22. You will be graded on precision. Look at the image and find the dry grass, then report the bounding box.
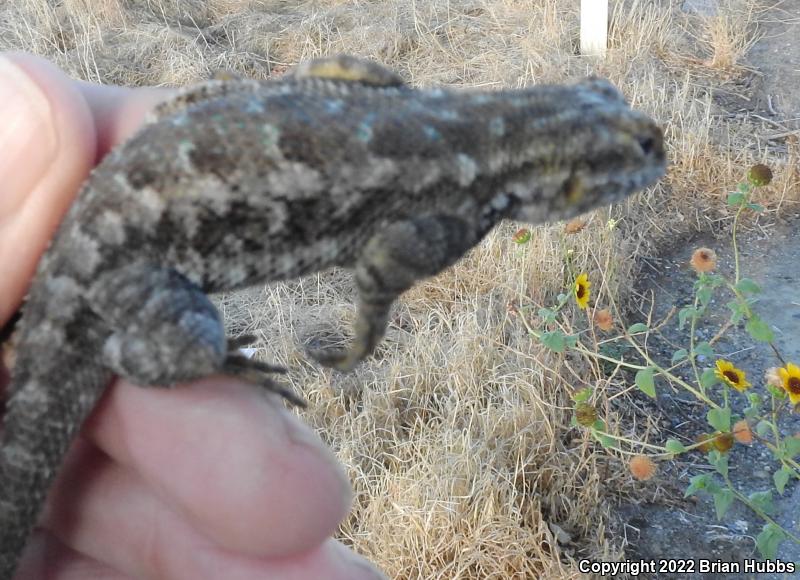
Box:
[3,0,798,577]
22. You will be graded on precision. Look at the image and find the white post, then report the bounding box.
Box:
[580,0,608,57]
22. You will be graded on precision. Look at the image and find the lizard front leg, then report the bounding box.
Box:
[89,264,304,405]
[310,215,480,372]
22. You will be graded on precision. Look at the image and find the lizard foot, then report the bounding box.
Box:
[306,346,361,373]
[222,351,305,407]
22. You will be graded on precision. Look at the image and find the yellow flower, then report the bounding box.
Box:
[778,363,800,405]
[574,273,591,310]
[714,359,751,392]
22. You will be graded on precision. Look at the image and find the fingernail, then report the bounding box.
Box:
[0,56,58,217]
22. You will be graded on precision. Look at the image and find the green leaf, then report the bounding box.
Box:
[727,191,746,206]
[700,368,718,390]
[746,316,775,343]
[564,334,579,349]
[597,434,617,448]
[697,286,713,307]
[665,439,686,455]
[735,278,761,294]
[685,473,711,497]
[678,306,697,330]
[695,342,714,359]
[540,331,566,353]
[782,437,800,459]
[592,419,606,431]
[709,451,729,476]
[707,407,731,432]
[748,490,774,515]
[768,383,787,399]
[713,488,734,520]
[671,349,688,364]
[538,307,556,323]
[756,420,772,438]
[773,467,791,494]
[573,388,592,403]
[747,202,765,213]
[744,393,763,419]
[737,182,752,194]
[756,523,785,560]
[726,300,747,324]
[627,323,648,334]
[635,367,656,398]
[556,293,568,305]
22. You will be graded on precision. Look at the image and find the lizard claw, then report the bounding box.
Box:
[307,347,360,373]
[222,352,303,406]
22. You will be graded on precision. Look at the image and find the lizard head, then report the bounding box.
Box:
[486,78,666,226]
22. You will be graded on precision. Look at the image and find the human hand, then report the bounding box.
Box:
[0,52,383,580]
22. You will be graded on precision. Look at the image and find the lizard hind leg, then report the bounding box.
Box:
[90,264,301,404]
[308,215,479,372]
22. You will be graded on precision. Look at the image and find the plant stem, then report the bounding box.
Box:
[723,473,800,545]
[732,203,745,284]
[688,292,703,393]
[623,335,720,408]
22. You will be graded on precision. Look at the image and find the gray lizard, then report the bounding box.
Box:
[0,54,666,577]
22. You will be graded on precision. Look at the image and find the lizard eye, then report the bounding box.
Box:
[638,136,655,155]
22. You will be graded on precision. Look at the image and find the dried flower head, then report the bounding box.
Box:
[765,367,783,389]
[574,273,591,310]
[747,164,773,187]
[713,432,735,452]
[690,248,717,273]
[512,228,531,244]
[575,402,598,427]
[715,359,751,392]
[629,455,657,481]
[696,433,715,453]
[564,218,587,234]
[733,419,753,444]
[593,308,614,331]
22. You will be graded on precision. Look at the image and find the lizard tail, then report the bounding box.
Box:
[0,347,112,579]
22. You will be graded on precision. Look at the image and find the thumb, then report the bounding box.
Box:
[0,53,173,325]
[0,53,96,324]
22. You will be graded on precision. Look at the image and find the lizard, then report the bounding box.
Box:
[0,54,666,578]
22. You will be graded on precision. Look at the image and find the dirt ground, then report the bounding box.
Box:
[619,222,800,579]
[618,1,800,576]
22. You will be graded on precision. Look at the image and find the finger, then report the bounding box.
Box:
[0,53,172,325]
[0,52,95,324]
[47,439,381,580]
[75,81,173,158]
[15,531,125,580]
[82,377,352,557]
